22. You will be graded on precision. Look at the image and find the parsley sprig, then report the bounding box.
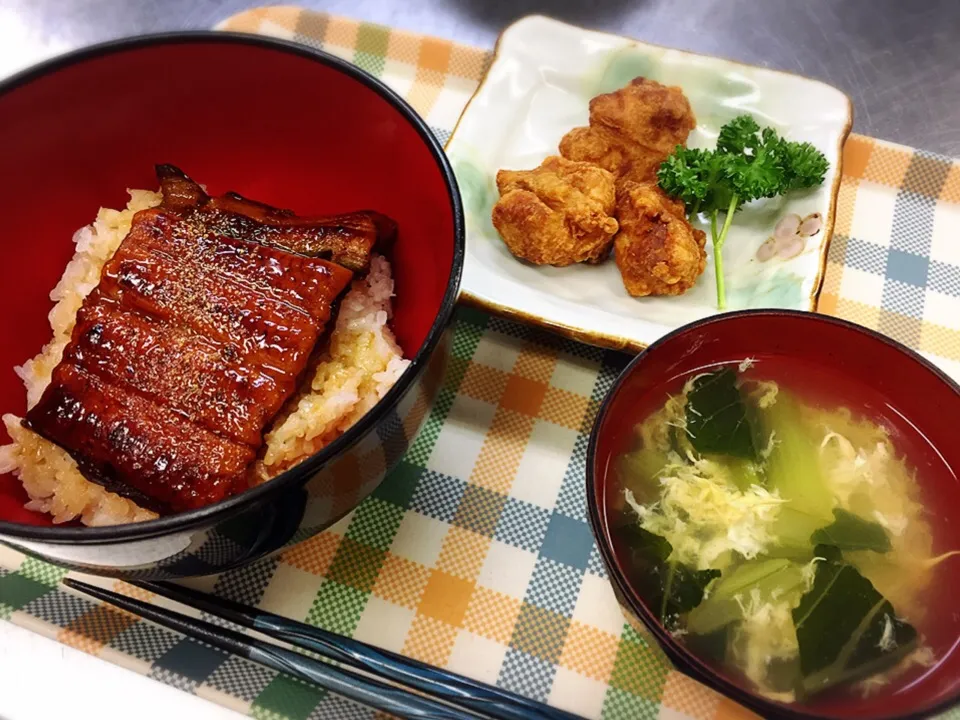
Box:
[657,115,828,309]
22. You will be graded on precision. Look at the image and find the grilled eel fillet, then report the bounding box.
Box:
[24,166,396,514]
[156,164,397,273]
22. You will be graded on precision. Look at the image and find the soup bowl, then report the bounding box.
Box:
[0,33,463,577]
[586,310,960,720]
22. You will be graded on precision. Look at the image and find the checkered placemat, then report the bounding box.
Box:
[2,7,960,720]
[820,135,960,379]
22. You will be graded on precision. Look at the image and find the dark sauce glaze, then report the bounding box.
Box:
[156,164,397,272]
[24,165,395,514]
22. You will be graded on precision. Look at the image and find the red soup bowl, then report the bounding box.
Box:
[0,33,463,577]
[586,310,960,720]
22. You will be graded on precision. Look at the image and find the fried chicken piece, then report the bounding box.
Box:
[614,181,707,297]
[492,156,619,266]
[559,126,666,184]
[560,77,696,184]
[590,77,697,155]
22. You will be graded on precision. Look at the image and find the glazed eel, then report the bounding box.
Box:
[24,165,396,514]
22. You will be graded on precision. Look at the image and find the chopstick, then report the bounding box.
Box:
[63,578,582,720]
[64,579,477,720]
[137,581,578,720]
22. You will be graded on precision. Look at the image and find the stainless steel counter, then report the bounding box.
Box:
[2,0,958,155]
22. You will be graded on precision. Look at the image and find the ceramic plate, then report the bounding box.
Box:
[445,15,852,351]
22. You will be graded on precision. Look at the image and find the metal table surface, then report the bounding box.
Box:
[2,0,959,155]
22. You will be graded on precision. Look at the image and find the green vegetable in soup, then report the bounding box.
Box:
[793,546,917,694]
[711,455,763,492]
[685,368,756,460]
[811,509,892,554]
[760,391,831,515]
[759,391,834,549]
[613,518,720,630]
[687,558,807,635]
[766,508,831,560]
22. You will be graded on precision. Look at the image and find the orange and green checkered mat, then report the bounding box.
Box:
[2,6,960,720]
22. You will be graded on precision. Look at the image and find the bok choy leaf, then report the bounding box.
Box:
[613,519,719,630]
[685,368,756,460]
[810,509,892,553]
[793,545,917,694]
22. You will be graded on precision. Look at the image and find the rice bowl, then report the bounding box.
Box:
[0,190,408,526]
[0,32,462,581]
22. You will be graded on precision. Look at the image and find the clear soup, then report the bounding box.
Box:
[606,354,960,706]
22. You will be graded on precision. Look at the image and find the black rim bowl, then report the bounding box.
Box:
[585,309,960,720]
[0,32,465,545]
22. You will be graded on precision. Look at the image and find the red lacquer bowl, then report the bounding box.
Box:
[587,311,960,720]
[0,33,462,576]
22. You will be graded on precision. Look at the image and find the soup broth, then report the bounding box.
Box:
[607,355,958,706]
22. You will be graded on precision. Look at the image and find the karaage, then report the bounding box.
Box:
[614,181,707,297]
[559,126,665,185]
[492,156,619,266]
[560,77,696,184]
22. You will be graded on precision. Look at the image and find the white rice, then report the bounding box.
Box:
[0,191,408,526]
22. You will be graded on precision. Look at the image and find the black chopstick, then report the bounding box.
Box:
[64,578,582,720]
[64,578,479,720]
[139,580,580,720]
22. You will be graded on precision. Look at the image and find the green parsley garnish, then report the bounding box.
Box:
[657,115,828,309]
